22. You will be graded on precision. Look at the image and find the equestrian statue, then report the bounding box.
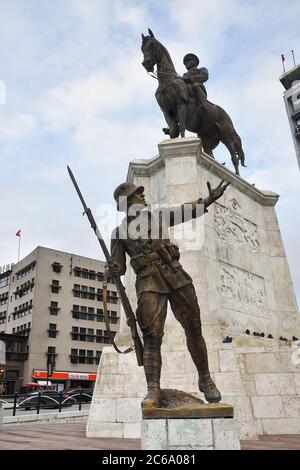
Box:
[141,29,246,175]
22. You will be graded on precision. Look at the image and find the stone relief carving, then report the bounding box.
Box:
[219,262,267,317]
[214,198,259,252]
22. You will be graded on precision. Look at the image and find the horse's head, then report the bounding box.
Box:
[141,28,160,73]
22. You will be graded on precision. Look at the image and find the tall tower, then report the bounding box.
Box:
[279,63,300,169]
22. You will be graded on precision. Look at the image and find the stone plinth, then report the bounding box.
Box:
[141,417,240,450]
[141,389,234,419]
[87,137,300,441]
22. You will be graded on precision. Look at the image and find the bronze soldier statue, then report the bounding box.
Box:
[182,53,209,117]
[108,179,230,408]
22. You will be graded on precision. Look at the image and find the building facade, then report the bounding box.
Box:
[280,63,300,170]
[0,247,120,391]
[0,333,28,394]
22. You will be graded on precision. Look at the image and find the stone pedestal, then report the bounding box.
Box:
[141,417,240,450]
[87,137,300,441]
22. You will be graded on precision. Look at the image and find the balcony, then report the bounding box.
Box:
[14,327,31,338]
[6,351,28,361]
[13,305,33,318]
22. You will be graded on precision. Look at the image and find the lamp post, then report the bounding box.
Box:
[46,357,53,389]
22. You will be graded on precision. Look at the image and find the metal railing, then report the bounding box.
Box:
[0,388,92,416]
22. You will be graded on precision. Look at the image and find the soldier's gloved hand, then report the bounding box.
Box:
[207,179,230,203]
[107,260,122,277]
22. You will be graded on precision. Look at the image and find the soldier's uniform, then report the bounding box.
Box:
[111,183,221,404]
[182,53,209,115]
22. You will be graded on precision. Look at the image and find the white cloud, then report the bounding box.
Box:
[0,113,36,140]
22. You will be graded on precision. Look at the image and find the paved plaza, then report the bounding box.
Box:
[0,422,299,450]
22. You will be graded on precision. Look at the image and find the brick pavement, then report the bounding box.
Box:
[0,422,299,450]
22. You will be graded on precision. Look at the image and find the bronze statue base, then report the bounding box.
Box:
[142,389,234,419]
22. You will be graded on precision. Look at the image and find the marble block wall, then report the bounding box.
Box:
[86,137,300,441]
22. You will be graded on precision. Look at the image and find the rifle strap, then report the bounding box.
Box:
[103,265,133,355]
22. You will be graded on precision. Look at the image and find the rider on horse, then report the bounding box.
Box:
[182,53,209,117]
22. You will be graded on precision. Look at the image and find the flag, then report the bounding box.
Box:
[281,54,285,63]
[16,230,21,237]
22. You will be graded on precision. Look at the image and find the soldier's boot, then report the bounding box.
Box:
[141,348,162,408]
[142,387,161,408]
[198,375,221,403]
[187,334,221,403]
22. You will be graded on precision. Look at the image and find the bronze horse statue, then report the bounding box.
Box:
[141,29,246,175]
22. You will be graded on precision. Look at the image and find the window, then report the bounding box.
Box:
[87,328,94,342]
[49,301,59,315]
[79,327,86,341]
[15,261,36,280]
[51,280,60,294]
[79,349,86,364]
[82,269,89,279]
[70,348,78,363]
[52,262,62,273]
[88,287,95,300]
[74,267,97,280]
[108,290,118,304]
[87,350,93,364]
[47,346,56,367]
[0,272,10,288]
[96,329,102,343]
[95,350,102,364]
[48,323,58,338]
[97,288,103,301]
[71,326,79,340]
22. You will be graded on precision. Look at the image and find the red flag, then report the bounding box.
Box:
[16,230,21,237]
[281,54,285,63]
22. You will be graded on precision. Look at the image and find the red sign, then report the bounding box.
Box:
[33,370,97,381]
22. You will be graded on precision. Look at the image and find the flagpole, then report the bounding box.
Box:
[18,235,21,262]
[291,50,296,67]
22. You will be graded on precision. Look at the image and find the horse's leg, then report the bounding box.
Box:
[177,102,187,138]
[161,109,179,139]
[201,136,218,159]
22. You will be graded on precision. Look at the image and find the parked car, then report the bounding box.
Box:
[18,390,75,410]
[62,388,93,403]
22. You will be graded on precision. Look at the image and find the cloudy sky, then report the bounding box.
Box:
[0,0,299,303]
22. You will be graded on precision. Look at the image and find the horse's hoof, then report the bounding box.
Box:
[162,127,170,135]
[242,163,247,167]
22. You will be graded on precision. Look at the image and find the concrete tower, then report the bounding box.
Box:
[279,63,300,170]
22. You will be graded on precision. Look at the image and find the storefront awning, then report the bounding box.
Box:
[33,370,97,381]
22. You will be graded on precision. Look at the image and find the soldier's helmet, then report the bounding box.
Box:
[113,182,144,211]
[183,53,199,67]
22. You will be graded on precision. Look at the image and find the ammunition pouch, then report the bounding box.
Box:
[130,252,159,274]
[130,243,180,274]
